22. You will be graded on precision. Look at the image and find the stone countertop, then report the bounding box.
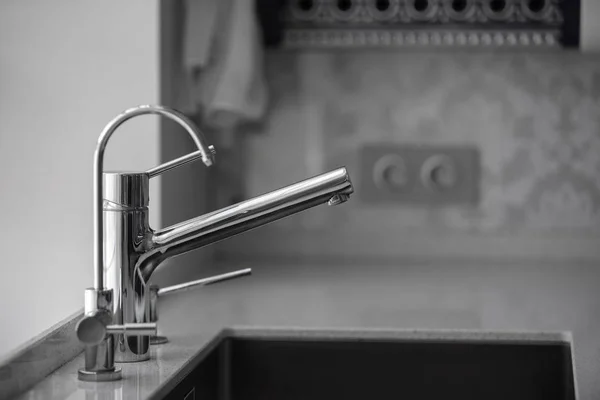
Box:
[14,327,574,400]
[13,330,225,400]
[14,261,600,399]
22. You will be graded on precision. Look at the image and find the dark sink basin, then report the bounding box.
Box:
[160,329,576,400]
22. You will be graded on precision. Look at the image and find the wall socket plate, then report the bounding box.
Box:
[359,144,480,206]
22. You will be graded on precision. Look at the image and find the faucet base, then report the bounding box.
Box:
[115,344,151,363]
[115,353,151,363]
[113,331,153,363]
[150,335,169,345]
[78,367,122,382]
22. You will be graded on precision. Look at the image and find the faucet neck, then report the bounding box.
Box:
[103,172,150,210]
[92,105,216,290]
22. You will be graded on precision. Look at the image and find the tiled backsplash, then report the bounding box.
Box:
[244,51,600,236]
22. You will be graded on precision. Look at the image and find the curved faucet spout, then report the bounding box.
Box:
[137,167,353,283]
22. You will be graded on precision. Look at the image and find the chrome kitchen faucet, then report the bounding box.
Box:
[75,105,353,381]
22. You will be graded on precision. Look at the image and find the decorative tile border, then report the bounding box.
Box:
[281,0,577,48]
[0,310,84,399]
[285,0,563,25]
[284,28,560,48]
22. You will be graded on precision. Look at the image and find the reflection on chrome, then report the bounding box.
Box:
[76,105,353,381]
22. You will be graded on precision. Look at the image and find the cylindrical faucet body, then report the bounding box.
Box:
[103,172,154,362]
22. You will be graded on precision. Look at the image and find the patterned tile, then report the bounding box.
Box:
[246,51,600,233]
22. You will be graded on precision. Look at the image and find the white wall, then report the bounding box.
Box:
[0,1,161,358]
[582,0,600,51]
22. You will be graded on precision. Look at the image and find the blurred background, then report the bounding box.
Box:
[2,0,600,395]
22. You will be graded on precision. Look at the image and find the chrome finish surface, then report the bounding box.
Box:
[146,146,216,178]
[93,105,215,290]
[103,173,150,209]
[77,318,158,346]
[83,105,216,369]
[77,313,112,346]
[157,268,252,296]
[109,166,352,361]
[148,283,168,346]
[86,104,353,365]
[327,193,350,206]
[75,289,120,381]
[77,367,122,382]
[144,167,353,281]
[76,288,158,380]
[106,323,157,336]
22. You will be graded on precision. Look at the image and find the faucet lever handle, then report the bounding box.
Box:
[76,313,157,346]
[153,268,252,297]
[146,146,216,178]
[148,268,252,341]
[106,323,157,336]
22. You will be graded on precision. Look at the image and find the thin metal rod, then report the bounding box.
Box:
[93,105,215,289]
[146,149,208,178]
[157,268,252,296]
[106,323,157,336]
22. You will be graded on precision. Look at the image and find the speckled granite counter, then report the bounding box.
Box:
[12,262,600,399]
[13,330,224,400]
[14,327,575,400]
